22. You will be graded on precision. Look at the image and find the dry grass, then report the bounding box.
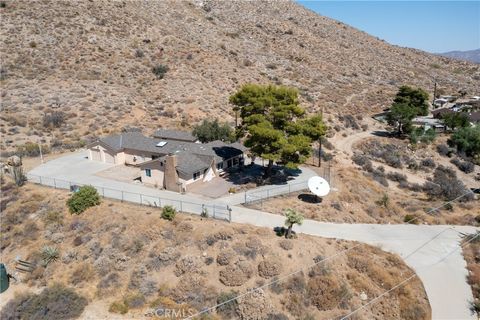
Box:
[0,181,430,319]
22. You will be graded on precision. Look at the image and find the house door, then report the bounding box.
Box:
[91,149,101,161]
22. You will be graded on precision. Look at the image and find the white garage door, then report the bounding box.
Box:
[91,149,101,161]
[104,151,115,164]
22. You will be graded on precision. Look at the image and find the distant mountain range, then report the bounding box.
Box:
[438,49,480,64]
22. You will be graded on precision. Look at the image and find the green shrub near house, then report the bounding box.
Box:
[67,185,101,214]
[161,205,176,221]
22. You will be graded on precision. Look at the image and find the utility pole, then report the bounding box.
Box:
[39,142,44,164]
[318,106,324,167]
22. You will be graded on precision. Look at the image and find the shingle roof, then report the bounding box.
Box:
[94,132,246,175]
[153,129,197,142]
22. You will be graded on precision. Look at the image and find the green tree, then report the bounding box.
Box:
[449,126,480,159]
[230,84,326,176]
[409,127,436,145]
[393,85,429,116]
[284,208,304,239]
[386,103,416,134]
[66,186,101,214]
[192,119,235,143]
[441,112,470,131]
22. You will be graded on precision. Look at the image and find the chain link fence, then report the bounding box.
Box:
[26,174,231,222]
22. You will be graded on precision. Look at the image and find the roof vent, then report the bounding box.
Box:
[156,141,168,147]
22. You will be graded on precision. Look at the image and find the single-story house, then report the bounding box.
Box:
[433,98,448,108]
[153,129,198,143]
[87,131,246,192]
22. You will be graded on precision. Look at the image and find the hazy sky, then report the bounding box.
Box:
[298,1,480,53]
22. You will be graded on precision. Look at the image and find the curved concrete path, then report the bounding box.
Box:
[27,150,478,319]
[231,206,478,320]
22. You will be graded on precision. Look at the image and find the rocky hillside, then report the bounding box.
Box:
[0,0,478,151]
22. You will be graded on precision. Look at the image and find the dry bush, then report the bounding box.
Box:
[219,261,254,286]
[217,249,236,266]
[258,259,282,279]
[278,239,293,250]
[174,255,203,276]
[146,246,180,271]
[70,262,94,286]
[97,272,121,296]
[0,284,87,320]
[236,289,272,320]
[307,275,351,310]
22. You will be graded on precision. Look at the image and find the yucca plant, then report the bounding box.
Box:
[41,246,60,266]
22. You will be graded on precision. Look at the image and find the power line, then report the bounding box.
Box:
[339,232,480,320]
[184,188,478,319]
[403,187,478,225]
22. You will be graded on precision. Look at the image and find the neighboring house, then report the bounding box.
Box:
[87,131,246,192]
[153,129,198,143]
[431,107,455,119]
[412,116,446,132]
[433,98,448,108]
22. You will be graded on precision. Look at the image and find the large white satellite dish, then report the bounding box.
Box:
[308,176,330,197]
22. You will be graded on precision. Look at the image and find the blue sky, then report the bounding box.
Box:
[298,1,480,53]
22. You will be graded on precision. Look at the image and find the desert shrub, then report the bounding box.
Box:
[0,284,87,320]
[400,304,428,320]
[370,169,389,187]
[70,263,94,285]
[161,205,176,221]
[279,239,293,250]
[423,166,472,201]
[267,314,289,320]
[109,301,128,314]
[384,153,403,168]
[135,48,144,58]
[339,115,360,130]
[307,275,351,310]
[43,111,65,128]
[420,158,436,169]
[97,273,120,291]
[15,142,50,157]
[437,144,451,157]
[41,246,60,266]
[124,292,146,309]
[386,172,407,182]
[352,154,370,167]
[152,64,169,79]
[42,211,64,226]
[67,185,100,214]
[450,158,475,174]
[216,291,239,319]
[375,193,390,208]
[449,126,480,158]
[258,260,282,279]
[404,214,419,224]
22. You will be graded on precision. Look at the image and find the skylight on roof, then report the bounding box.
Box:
[156,141,168,147]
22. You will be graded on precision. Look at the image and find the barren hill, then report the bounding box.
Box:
[0,0,478,151]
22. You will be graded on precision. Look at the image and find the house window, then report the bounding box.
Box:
[233,157,239,166]
[145,169,152,177]
[217,162,223,170]
[193,171,201,180]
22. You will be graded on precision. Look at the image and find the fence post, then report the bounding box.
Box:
[39,176,42,184]
[102,187,105,197]
[244,192,247,204]
[121,191,124,202]
[180,201,182,212]
[53,178,56,189]
[158,198,161,207]
[213,204,215,219]
[140,194,142,205]
[289,184,291,193]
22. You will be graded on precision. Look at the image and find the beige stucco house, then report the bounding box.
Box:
[87,130,246,192]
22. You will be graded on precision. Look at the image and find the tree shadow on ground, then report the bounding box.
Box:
[298,193,322,204]
[223,163,301,186]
